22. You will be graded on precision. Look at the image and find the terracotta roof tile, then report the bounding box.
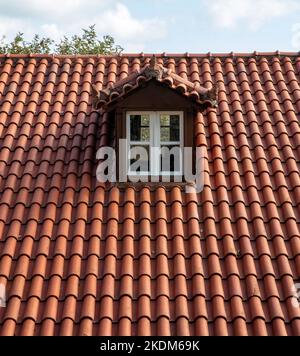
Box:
[1,53,300,335]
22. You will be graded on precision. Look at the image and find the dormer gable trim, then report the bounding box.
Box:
[92,56,218,111]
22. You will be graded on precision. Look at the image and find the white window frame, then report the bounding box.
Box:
[126,111,184,178]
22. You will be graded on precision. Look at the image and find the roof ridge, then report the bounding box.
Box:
[0,51,299,59]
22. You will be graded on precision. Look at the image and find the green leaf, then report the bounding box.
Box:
[0,25,124,55]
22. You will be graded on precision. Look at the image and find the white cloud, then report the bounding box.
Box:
[0,0,112,19]
[0,1,168,52]
[40,24,64,42]
[0,17,34,40]
[203,0,300,30]
[95,3,166,42]
[291,23,300,49]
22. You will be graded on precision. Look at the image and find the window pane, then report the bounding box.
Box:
[160,145,181,173]
[160,114,170,126]
[160,114,180,142]
[141,115,150,126]
[160,127,170,142]
[170,115,180,141]
[140,127,150,142]
[130,115,150,142]
[129,145,150,172]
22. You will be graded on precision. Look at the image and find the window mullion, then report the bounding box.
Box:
[126,113,130,176]
[151,112,159,176]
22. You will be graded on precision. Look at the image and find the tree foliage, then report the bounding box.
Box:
[0,25,123,55]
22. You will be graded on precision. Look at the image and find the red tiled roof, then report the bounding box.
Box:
[1,52,300,336]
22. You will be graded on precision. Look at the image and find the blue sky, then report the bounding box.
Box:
[0,0,300,53]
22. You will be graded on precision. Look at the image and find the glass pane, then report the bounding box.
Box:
[170,115,180,141]
[160,127,170,142]
[141,127,150,142]
[141,115,150,126]
[160,114,180,142]
[160,145,181,173]
[160,114,170,126]
[130,115,150,142]
[129,145,150,173]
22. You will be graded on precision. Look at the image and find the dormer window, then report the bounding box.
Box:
[127,111,183,178]
[92,56,218,185]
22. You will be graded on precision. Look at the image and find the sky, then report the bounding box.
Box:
[0,0,300,53]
